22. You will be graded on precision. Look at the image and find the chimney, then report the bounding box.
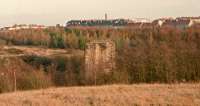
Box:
[105,13,108,20]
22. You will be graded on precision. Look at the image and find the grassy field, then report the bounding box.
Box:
[0,84,200,106]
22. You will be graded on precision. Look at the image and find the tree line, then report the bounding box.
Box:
[0,26,200,93]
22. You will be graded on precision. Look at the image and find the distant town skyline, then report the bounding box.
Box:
[0,0,199,26]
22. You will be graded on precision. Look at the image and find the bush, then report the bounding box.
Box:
[17,71,52,90]
[51,56,84,86]
[22,56,52,72]
[0,76,13,93]
[49,32,65,48]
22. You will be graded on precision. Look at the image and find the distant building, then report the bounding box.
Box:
[132,18,151,23]
[188,17,200,27]
[152,17,200,29]
[66,15,152,28]
[127,19,153,28]
[152,17,175,27]
[66,19,132,27]
[174,18,191,29]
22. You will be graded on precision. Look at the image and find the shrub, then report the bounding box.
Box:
[0,76,13,93]
[17,70,52,90]
[49,32,65,48]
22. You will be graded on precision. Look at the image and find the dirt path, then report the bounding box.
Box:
[0,84,200,106]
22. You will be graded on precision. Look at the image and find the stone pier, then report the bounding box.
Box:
[85,40,116,81]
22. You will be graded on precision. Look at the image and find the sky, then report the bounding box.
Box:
[0,0,199,26]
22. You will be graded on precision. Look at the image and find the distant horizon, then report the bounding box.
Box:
[2,15,200,26]
[0,0,199,26]
[1,15,200,27]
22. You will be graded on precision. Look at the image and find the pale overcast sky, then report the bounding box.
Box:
[0,0,199,26]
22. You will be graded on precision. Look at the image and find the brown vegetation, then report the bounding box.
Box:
[0,57,52,93]
[0,84,200,106]
[0,48,84,93]
[0,27,200,93]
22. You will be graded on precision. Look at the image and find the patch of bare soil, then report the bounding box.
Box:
[0,84,200,106]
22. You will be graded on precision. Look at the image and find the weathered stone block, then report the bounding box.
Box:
[84,40,116,81]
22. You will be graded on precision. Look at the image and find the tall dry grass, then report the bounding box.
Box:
[0,84,200,106]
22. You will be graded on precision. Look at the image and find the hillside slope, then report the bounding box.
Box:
[0,84,200,106]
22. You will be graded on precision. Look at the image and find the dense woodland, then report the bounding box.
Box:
[0,26,200,93]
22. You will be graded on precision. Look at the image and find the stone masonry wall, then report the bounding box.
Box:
[85,40,115,81]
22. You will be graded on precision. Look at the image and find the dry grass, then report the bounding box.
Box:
[0,45,83,58]
[0,84,200,106]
